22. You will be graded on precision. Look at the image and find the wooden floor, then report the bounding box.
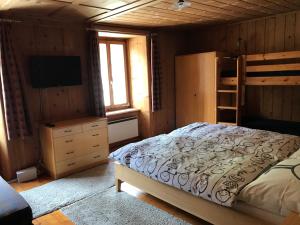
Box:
[11,168,211,225]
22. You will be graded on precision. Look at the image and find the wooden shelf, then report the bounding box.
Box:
[217,90,237,93]
[217,122,237,126]
[245,76,300,85]
[220,77,237,86]
[217,106,237,110]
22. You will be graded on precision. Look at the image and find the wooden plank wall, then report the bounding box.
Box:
[151,30,187,135]
[187,10,300,122]
[128,36,152,138]
[2,22,90,179]
[0,22,186,179]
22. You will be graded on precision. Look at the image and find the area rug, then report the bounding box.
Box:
[61,187,191,225]
[21,163,115,218]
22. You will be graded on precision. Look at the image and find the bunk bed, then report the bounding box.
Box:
[221,51,300,86]
[219,50,300,135]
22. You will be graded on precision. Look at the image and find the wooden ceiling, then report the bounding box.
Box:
[1,0,300,27]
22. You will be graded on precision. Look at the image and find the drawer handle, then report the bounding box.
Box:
[93,155,101,159]
[67,162,76,167]
[66,151,74,155]
[91,124,99,127]
[92,134,99,137]
[64,129,72,133]
[92,144,100,148]
[65,139,73,143]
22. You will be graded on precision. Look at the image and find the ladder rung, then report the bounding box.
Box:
[217,106,237,110]
[220,77,237,86]
[217,90,237,93]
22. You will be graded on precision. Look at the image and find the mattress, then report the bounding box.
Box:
[243,118,300,136]
[110,122,300,208]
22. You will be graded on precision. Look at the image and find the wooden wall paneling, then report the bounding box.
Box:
[215,26,227,52]
[239,22,248,55]
[296,11,300,49]
[186,10,300,123]
[261,86,273,118]
[272,87,283,120]
[244,86,260,118]
[254,19,265,53]
[226,24,240,55]
[274,14,286,52]
[246,20,261,118]
[265,17,276,53]
[282,87,293,120]
[0,22,91,179]
[68,86,90,117]
[63,27,90,118]
[151,31,187,135]
[246,20,256,54]
[292,87,300,121]
[261,17,275,120]
[284,13,296,51]
[128,35,152,138]
[281,13,297,121]
[45,88,71,121]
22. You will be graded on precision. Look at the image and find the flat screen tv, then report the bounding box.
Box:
[29,56,82,88]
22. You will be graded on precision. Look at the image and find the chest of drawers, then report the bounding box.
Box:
[40,117,109,179]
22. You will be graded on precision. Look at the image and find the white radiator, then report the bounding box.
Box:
[108,117,139,144]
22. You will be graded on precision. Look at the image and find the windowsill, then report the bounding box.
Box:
[106,108,140,121]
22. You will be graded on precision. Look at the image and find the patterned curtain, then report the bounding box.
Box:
[150,33,162,112]
[87,30,106,117]
[0,22,31,140]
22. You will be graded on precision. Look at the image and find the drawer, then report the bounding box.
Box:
[53,135,80,161]
[84,143,108,154]
[53,125,82,138]
[78,143,108,156]
[78,129,108,155]
[82,151,107,166]
[54,135,79,150]
[83,120,106,132]
[83,129,108,144]
[56,152,106,175]
[76,129,107,148]
[56,158,81,174]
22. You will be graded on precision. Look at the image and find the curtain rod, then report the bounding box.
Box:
[86,24,151,36]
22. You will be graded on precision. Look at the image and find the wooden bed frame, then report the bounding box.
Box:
[114,162,272,225]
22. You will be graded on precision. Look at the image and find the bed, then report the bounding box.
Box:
[110,123,300,225]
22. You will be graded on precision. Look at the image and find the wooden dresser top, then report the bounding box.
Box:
[43,116,107,129]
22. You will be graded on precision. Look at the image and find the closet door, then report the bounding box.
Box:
[175,52,216,128]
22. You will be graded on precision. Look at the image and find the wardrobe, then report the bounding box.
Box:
[175,51,242,128]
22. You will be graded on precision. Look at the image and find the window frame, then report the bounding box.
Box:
[99,38,130,111]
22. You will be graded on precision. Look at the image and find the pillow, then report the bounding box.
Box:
[238,158,300,217]
[290,148,300,159]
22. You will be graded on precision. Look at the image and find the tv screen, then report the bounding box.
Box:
[29,56,82,88]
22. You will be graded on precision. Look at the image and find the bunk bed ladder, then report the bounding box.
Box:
[216,55,243,126]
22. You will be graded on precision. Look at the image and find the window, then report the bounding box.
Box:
[99,39,129,111]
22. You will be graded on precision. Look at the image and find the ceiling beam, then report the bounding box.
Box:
[87,0,163,23]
